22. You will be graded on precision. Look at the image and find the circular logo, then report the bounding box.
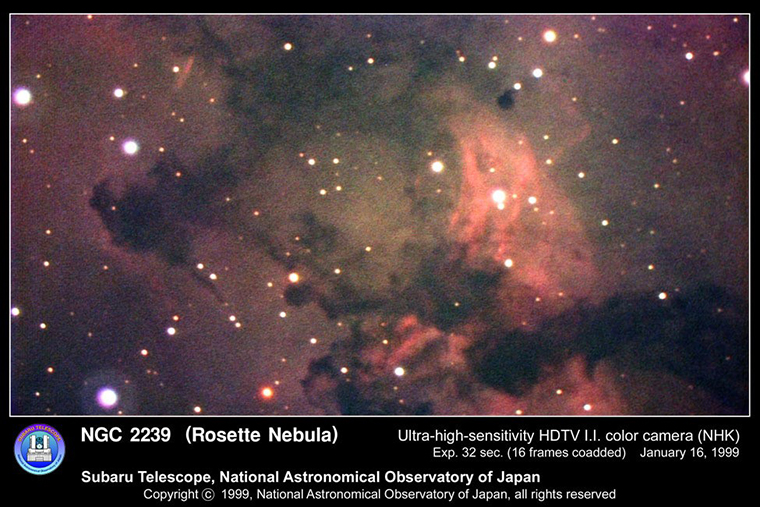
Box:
[14,424,65,475]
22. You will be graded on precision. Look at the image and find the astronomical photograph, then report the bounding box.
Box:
[11,15,748,415]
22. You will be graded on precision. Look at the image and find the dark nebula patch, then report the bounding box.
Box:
[497,89,516,110]
[283,283,315,307]
[90,149,241,266]
[306,283,747,414]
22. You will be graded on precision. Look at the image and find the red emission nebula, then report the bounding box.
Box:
[448,98,599,329]
[12,15,748,416]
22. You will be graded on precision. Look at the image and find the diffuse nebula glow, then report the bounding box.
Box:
[11,15,747,415]
[446,97,599,328]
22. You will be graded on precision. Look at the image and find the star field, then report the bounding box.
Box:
[11,15,748,415]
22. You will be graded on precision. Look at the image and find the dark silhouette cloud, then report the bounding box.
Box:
[303,283,748,415]
[90,149,240,302]
[497,89,516,110]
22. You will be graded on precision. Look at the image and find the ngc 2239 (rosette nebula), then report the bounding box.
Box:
[11,15,748,415]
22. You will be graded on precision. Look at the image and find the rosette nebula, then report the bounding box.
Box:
[12,15,747,415]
